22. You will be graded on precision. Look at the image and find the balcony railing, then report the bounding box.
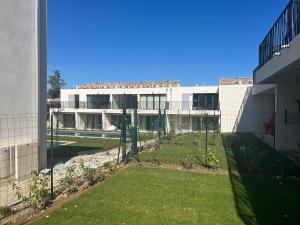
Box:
[257,0,300,69]
[52,101,220,111]
[59,101,111,109]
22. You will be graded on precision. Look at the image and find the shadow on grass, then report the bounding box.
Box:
[47,146,109,165]
[46,137,119,165]
[222,133,300,225]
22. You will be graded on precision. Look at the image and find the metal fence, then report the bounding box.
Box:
[1,109,300,223]
[257,0,300,69]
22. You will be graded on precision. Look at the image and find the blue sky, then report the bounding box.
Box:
[48,0,289,87]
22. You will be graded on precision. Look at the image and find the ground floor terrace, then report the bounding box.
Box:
[50,111,221,133]
[253,72,300,157]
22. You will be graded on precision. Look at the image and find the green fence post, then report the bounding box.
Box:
[50,114,54,200]
[205,114,208,166]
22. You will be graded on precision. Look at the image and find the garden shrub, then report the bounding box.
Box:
[140,132,156,142]
[174,136,183,145]
[80,161,104,186]
[0,206,13,217]
[180,153,195,169]
[203,149,219,170]
[11,171,50,211]
[103,162,117,175]
[59,165,78,195]
[151,140,161,166]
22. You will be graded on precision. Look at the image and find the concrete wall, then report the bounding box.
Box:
[275,82,300,152]
[219,84,275,148]
[0,0,47,180]
[219,84,251,132]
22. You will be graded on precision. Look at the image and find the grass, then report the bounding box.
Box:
[31,167,300,225]
[139,133,298,176]
[139,133,227,168]
[31,133,300,225]
[47,136,118,159]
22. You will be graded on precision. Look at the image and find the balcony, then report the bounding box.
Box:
[59,101,111,109]
[53,101,220,112]
[258,0,300,69]
[254,0,300,84]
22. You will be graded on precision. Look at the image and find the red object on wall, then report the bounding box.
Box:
[264,114,275,136]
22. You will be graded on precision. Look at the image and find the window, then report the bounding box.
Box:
[87,95,110,109]
[111,115,131,129]
[140,94,167,110]
[86,114,102,130]
[181,117,190,130]
[193,93,219,110]
[63,114,75,128]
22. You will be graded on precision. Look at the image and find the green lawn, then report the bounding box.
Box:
[139,133,298,176]
[34,133,299,225]
[31,167,300,225]
[48,136,119,159]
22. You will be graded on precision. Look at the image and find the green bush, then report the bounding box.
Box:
[80,161,104,185]
[203,149,220,170]
[180,154,195,169]
[140,132,156,142]
[11,171,50,211]
[59,165,78,195]
[0,206,13,217]
[103,162,117,175]
[174,136,183,145]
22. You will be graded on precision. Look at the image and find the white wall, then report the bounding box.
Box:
[0,0,47,179]
[275,82,300,152]
[219,85,251,132]
[220,84,276,149]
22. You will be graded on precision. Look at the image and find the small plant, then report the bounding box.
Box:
[168,128,176,140]
[80,161,104,185]
[0,206,13,217]
[103,162,117,175]
[151,140,161,166]
[193,141,199,147]
[60,165,78,195]
[12,171,50,211]
[203,149,220,170]
[180,153,195,169]
[140,132,156,142]
[174,136,183,145]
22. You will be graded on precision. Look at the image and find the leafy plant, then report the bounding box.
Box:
[0,206,13,217]
[174,136,183,145]
[80,161,104,185]
[203,149,220,170]
[11,171,50,211]
[151,140,161,166]
[140,132,156,142]
[180,153,195,169]
[168,128,176,140]
[103,162,117,175]
[59,165,78,195]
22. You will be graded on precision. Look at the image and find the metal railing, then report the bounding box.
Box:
[51,101,220,111]
[60,101,111,109]
[257,0,300,70]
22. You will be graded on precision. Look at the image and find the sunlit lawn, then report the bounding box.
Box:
[35,133,300,225]
[31,166,299,225]
[139,133,294,176]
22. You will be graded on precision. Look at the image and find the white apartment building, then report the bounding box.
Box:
[0,0,47,181]
[50,78,255,135]
[252,0,300,154]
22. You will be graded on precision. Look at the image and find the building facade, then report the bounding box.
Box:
[0,0,47,181]
[50,79,253,134]
[253,0,300,153]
